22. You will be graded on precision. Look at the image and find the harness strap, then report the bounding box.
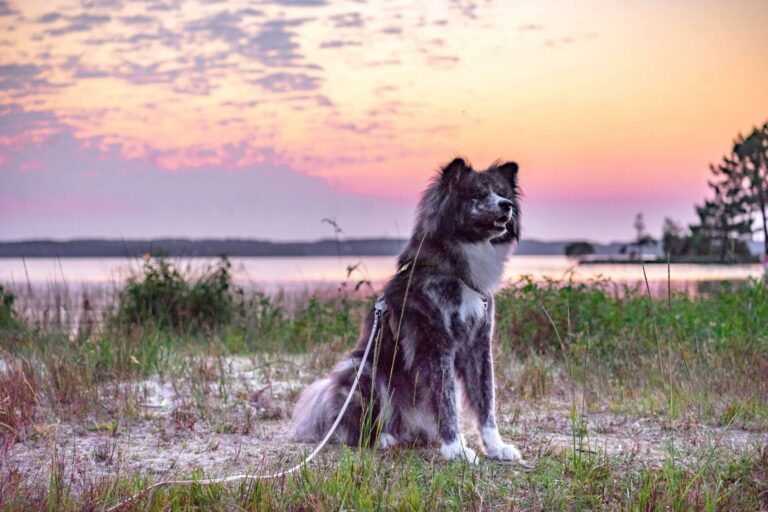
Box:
[399,260,489,314]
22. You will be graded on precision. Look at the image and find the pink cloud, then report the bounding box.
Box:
[0,120,411,240]
[20,161,42,172]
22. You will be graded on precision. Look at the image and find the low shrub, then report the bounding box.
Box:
[494,276,768,357]
[116,257,235,332]
[0,285,19,330]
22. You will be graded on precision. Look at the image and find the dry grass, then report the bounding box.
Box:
[0,263,766,510]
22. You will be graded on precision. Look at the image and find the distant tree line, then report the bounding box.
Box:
[0,238,407,258]
[564,213,658,261]
[663,122,767,263]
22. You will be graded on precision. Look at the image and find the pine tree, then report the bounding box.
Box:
[731,123,768,255]
[693,183,752,261]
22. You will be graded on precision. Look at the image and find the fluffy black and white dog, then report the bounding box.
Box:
[292,158,522,463]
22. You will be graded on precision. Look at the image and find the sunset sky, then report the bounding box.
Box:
[1,0,767,242]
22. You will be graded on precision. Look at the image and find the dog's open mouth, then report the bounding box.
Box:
[492,216,508,229]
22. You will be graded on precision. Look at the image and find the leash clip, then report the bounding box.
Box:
[374,296,388,316]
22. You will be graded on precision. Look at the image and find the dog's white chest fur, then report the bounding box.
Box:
[459,284,486,322]
[460,241,511,293]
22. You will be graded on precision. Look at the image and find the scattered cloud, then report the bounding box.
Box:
[78,25,180,50]
[253,72,320,92]
[222,98,259,109]
[178,51,233,73]
[172,74,212,95]
[0,0,16,16]
[0,123,407,240]
[270,0,326,6]
[449,0,477,20]
[185,10,249,45]
[312,94,333,107]
[46,13,111,36]
[72,67,110,79]
[183,13,310,68]
[0,64,62,95]
[319,39,360,49]
[330,12,363,28]
[120,15,155,25]
[364,59,401,67]
[0,103,60,137]
[518,24,543,31]
[81,0,123,8]
[37,12,63,24]
[425,55,459,68]
[334,121,380,134]
[544,33,597,48]
[0,64,41,89]
[280,94,334,108]
[242,18,310,66]
[146,1,177,12]
[217,116,245,126]
[124,27,177,46]
[112,60,181,85]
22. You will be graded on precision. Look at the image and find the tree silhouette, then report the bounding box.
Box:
[662,121,766,263]
[627,212,657,259]
[705,121,767,258]
[732,123,768,255]
[564,241,594,258]
[661,217,685,256]
[692,183,752,261]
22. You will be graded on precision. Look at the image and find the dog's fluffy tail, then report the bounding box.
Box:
[292,355,373,445]
[291,377,331,442]
[291,377,342,443]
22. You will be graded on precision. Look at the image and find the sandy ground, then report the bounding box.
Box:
[3,356,766,491]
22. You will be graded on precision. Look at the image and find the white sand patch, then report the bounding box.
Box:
[3,355,766,491]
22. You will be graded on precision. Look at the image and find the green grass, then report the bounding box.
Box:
[0,258,766,510]
[2,446,765,511]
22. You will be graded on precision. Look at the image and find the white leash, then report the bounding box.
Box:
[106,297,388,512]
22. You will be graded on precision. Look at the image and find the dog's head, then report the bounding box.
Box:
[418,157,521,243]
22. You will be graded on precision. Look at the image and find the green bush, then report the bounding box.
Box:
[494,276,768,358]
[116,257,234,331]
[0,284,19,330]
[227,291,365,353]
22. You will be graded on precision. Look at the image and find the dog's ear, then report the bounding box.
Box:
[441,157,471,187]
[495,161,519,184]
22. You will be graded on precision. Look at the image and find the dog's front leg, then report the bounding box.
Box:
[479,355,523,461]
[459,311,524,462]
[434,352,478,464]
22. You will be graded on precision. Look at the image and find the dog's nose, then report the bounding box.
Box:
[498,199,513,212]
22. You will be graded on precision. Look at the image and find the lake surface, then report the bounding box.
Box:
[2,256,763,326]
[1,256,763,291]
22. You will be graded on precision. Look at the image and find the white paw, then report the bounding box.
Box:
[486,442,523,461]
[378,433,398,450]
[482,427,524,462]
[440,437,479,464]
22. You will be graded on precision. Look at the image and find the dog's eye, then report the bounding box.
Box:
[472,191,486,200]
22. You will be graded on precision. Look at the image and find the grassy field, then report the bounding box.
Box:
[1,258,766,511]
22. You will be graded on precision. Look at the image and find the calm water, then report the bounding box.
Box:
[3,256,763,327]
[1,256,763,290]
